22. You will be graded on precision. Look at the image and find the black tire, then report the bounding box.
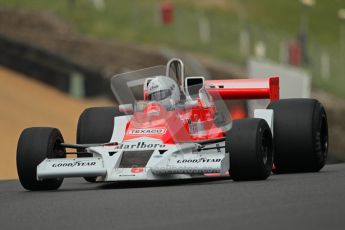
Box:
[226,118,273,181]
[267,99,328,173]
[77,107,123,182]
[17,127,65,191]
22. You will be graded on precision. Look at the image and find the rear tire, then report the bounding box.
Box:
[226,118,273,181]
[17,127,65,191]
[77,107,123,182]
[268,99,328,173]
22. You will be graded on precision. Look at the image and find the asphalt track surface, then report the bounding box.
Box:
[1,163,345,230]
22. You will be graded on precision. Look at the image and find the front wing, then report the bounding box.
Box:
[37,138,229,181]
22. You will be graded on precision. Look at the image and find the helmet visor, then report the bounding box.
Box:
[148,89,172,101]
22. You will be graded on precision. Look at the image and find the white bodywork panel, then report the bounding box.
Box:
[37,157,106,179]
[254,109,274,136]
[110,115,132,143]
[36,137,229,181]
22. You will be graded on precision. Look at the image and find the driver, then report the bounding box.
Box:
[147,76,181,109]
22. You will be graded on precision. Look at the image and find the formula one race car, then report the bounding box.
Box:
[16,58,329,190]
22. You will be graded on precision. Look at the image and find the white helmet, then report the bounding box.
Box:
[147,76,180,109]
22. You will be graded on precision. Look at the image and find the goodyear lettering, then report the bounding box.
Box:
[176,158,221,164]
[52,161,97,167]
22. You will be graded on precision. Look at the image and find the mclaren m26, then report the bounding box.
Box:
[17,58,328,190]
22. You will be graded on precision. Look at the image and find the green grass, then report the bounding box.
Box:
[1,0,345,97]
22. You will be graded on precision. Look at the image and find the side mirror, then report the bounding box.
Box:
[185,76,205,99]
[119,104,133,114]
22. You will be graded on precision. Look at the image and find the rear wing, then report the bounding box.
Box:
[205,76,279,101]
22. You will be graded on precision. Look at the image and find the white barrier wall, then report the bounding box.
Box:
[247,58,311,115]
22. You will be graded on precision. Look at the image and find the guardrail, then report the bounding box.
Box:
[0,34,109,98]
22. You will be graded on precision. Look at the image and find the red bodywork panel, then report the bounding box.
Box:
[124,102,224,144]
[123,77,280,144]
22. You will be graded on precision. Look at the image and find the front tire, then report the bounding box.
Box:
[17,127,65,191]
[268,99,328,173]
[77,107,123,182]
[226,118,273,181]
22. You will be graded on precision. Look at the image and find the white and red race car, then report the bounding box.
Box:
[17,58,328,190]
